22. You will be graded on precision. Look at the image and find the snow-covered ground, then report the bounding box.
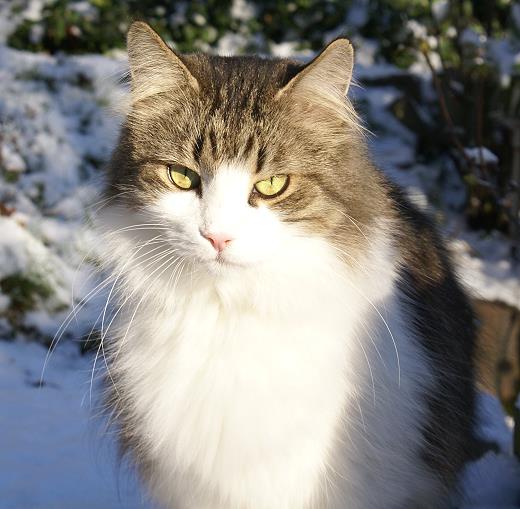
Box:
[0,4,519,508]
[0,340,154,509]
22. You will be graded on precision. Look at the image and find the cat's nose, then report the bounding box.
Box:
[201,231,233,253]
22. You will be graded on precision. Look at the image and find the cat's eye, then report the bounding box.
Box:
[168,165,201,191]
[254,175,289,198]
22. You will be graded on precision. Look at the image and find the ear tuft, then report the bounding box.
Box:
[126,21,198,103]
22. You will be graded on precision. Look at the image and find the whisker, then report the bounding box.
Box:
[333,253,401,386]
[100,235,166,337]
[111,253,184,362]
[42,235,170,383]
[89,248,181,403]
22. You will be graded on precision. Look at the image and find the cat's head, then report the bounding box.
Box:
[99,22,387,292]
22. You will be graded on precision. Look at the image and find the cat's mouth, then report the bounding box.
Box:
[206,252,248,272]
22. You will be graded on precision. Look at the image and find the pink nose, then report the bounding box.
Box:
[202,231,233,253]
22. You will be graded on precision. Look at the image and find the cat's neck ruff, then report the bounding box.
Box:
[98,207,433,509]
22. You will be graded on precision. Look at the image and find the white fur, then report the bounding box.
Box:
[95,165,441,509]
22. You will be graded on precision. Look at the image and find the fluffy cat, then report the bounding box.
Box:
[94,21,477,509]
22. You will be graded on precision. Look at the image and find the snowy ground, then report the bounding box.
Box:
[0,5,519,508]
[0,340,154,509]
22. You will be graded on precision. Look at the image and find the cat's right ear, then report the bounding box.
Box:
[126,21,199,103]
[275,38,357,126]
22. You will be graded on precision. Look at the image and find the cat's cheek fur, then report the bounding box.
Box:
[101,219,439,509]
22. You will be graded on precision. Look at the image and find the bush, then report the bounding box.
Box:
[7,0,349,54]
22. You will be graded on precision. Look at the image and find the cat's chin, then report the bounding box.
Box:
[204,255,250,275]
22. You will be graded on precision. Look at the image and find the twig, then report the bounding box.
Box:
[476,76,486,177]
[420,47,474,174]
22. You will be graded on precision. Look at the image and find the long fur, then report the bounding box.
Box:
[92,22,477,509]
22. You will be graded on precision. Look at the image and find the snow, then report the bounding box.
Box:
[464,147,499,165]
[431,0,449,22]
[451,231,520,309]
[459,393,520,508]
[230,0,256,22]
[0,44,126,340]
[485,39,520,88]
[216,33,249,55]
[407,20,428,41]
[1,143,27,173]
[0,340,153,509]
[345,1,369,30]
[460,28,487,47]
[22,0,50,23]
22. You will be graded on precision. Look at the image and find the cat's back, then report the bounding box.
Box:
[388,182,478,486]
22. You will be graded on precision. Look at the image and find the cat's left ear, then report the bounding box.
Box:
[126,21,199,103]
[276,38,354,102]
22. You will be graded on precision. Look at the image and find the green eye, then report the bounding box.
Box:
[168,165,201,190]
[254,175,289,198]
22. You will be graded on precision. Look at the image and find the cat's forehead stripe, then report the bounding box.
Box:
[192,133,204,164]
[243,135,255,162]
[256,145,267,174]
[208,128,218,160]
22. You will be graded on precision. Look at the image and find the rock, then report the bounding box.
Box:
[474,298,520,411]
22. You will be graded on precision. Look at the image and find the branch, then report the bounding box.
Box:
[420,46,474,174]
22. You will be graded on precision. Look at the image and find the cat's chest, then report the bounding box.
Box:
[123,290,356,492]
[113,263,413,508]
[134,295,352,419]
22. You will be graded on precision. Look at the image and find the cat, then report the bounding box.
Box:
[93,21,477,509]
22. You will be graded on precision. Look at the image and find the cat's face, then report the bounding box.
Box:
[101,23,386,283]
[149,163,291,272]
